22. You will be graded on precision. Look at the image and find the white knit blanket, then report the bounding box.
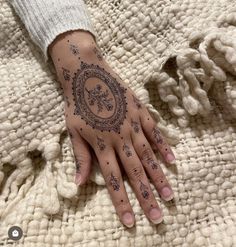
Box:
[0,0,236,246]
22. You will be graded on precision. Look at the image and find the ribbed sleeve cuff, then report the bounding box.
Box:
[9,0,98,61]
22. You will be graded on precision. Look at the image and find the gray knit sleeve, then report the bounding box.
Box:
[9,0,97,61]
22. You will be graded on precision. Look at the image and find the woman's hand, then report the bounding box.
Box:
[49,30,176,228]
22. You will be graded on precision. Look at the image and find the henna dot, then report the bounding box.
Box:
[165,148,168,151]
[134,169,137,172]
[151,204,153,207]
[147,118,150,120]
[107,162,109,165]
[161,180,163,183]
[67,40,69,42]
[121,137,123,139]
[78,57,80,59]
[118,132,120,134]
[121,199,123,202]
[143,144,146,147]
[58,58,60,62]
[80,128,83,131]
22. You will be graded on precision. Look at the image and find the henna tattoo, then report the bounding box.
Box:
[142,149,158,170]
[72,62,127,132]
[123,143,132,157]
[70,44,80,55]
[75,156,81,173]
[131,118,140,133]
[153,127,163,144]
[97,136,106,151]
[93,47,103,61]
[65,96,70,107]
[139,180,149,199]
[109,172,120,191]
[62,67,70,81]
[86,84,113,113]
[133,95,142,109]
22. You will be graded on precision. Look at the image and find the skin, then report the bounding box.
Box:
[49,30,176,228]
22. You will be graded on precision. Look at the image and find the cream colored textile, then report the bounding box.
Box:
[0,0,236,246]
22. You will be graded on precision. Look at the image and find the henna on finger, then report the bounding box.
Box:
[139,180,150,200]
[109,172,120,191]
[131,118,140,133]
[123,143,132,157]
[97,136,106,151]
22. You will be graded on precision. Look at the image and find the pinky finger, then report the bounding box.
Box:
[67,127,92,185]
[140,115,176,165]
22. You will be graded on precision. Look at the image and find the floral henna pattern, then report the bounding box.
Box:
[72,62,127,133]
[70,44,80,55]
[109,172,120,191]
[123,143,132,157]
[131,118,140,133]
[153,127,163,144]
[139,180,149,199]
[62,67,70,81]
[97,136,106,151]
[142,149,158,170]
[86,84,113,113]
[132,95,142,109]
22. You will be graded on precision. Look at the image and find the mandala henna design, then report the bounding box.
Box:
[139,180,149,199]
[110,172,120,191]
[62,67,70,81]
[70,44,80,55]
[72,62,127,132]
[133,95,142,109]
[86,84,113,113]
[142,149,158,170]
[93,47,103,61]
[153,127,163,144]
[123,143,132,157]
[131,118,140,133]
[97,136,106,151]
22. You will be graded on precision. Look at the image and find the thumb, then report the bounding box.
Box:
[68,127,92,186]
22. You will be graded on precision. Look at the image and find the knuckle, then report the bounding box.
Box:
[128,165,144,182]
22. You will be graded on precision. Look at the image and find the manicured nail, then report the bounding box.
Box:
[161,187,174,201]
[149,208,163,224]
[75,174,82,185]
[122,212,134,228]
[166,153,175,164]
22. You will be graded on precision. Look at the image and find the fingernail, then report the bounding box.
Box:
[122,212,134,228]
[161,187,174,201]
[75,174,82,185]
[149,208,163,224]
[166,153,175,164]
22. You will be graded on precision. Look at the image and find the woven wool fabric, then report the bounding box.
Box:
[0,0,236,246]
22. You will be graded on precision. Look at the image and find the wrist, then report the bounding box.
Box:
[49,29,96,63]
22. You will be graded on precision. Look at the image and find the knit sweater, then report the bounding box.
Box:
[8,0,97,60]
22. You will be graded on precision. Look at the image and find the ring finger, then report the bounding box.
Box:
[115,139,163,224]
[130,125,174,201]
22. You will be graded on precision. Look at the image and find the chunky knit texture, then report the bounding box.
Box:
[8,0,97,61]
[1,0,236,246]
